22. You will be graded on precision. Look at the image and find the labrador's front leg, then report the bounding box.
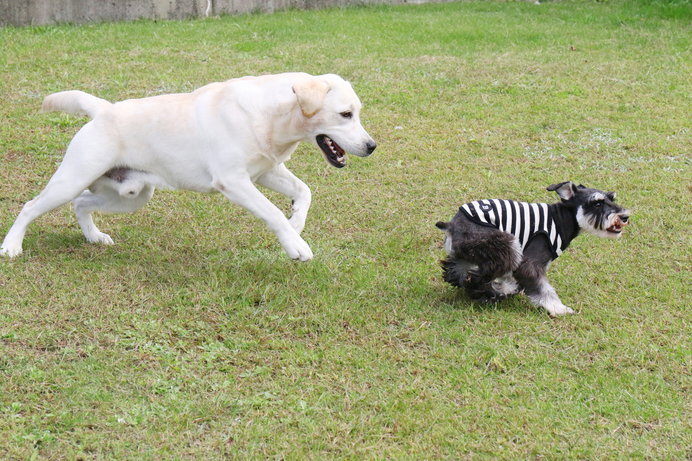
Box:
[213,174,313,261]
[256,163,311,234]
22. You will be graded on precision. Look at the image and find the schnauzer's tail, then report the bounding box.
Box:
[41,90,112,119]
[435,221,448,230]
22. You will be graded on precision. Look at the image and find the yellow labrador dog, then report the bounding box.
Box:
[1,73,376,261]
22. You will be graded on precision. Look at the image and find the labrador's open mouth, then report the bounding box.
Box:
[316,135,346,168]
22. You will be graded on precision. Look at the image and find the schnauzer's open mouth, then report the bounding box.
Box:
[606,224,623,234]
[606,216,629,234]
[316,135,346,168]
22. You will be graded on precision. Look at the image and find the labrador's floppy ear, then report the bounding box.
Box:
[546,181,576,201]
[292,78,330,118]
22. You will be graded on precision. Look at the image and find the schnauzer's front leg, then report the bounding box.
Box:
[514,263,574,316]
[526,278,574,316]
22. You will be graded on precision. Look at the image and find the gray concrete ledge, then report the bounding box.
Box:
[1,0,454,26]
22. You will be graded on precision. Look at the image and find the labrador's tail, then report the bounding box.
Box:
[41,90,112,119]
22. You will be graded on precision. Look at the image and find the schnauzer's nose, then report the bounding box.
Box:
[620,215,629,223]
[366,140,377,155]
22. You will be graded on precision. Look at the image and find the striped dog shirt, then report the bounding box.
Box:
[459,199,568,259]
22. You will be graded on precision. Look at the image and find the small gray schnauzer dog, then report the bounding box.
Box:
[436,182,630,316]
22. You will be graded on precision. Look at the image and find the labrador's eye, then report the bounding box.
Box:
[340,111,353,119]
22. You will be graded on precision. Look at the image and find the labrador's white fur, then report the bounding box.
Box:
[1,72,375,260]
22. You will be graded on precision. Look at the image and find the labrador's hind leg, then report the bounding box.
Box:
[73,184,154,245]
[1,168,108,257]
[1,123,120,257]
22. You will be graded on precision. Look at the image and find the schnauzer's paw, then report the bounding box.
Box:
[467,285,507,304]
[477,293,507,304]
[492,292,509,303]
[444,277,463,288]
[465,269,482,284]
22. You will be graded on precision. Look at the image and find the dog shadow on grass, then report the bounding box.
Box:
[23,229,318,280]
[23,232,87,256]
[25,230,541,317]
[433,284,540,316]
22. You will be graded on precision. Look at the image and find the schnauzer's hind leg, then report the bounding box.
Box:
[489,272,521,299]
[466,279,507,303]
[440,257,476,287]
[440,258,509,303]
[459,233,522,302]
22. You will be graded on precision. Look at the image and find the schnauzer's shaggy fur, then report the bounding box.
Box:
[437,181,630,316]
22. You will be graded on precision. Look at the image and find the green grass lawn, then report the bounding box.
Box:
[1,0,690,458]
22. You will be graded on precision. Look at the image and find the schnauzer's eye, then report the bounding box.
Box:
[594,201,603,207]
[340,111,353,119]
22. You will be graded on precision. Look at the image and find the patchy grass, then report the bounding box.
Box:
[0,1,690,458]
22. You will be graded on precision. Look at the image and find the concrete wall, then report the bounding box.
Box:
[1,0,451,26]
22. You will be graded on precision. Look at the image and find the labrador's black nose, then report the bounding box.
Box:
[366,141,377,155]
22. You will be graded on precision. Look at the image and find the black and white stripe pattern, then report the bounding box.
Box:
[460,199,565,257]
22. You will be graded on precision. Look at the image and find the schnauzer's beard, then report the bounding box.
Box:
[576,208,627,239]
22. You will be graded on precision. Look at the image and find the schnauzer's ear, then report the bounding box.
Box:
[547,181,576,201]
[606,191,616,201]
[293,78,331,118]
